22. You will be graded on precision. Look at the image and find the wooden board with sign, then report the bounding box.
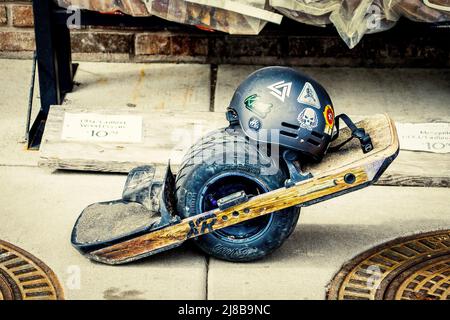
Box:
[39,105,228,173]
[39,105,450,188]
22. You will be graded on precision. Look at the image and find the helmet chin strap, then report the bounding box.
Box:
[329,114,374,154]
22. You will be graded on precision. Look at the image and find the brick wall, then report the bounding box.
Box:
[0,0,213,62]
[0,1,449,67]
[0,1,35,52]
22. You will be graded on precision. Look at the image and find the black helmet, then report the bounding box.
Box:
[227,66,335,161]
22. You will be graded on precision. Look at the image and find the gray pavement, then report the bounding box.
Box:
[0,59,40,167]
[0,58,449,299]
[0,167,207,300]
[65,62,211,112]
[208,186,450,299]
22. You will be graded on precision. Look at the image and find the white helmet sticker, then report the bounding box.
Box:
[297,82,321,109]
[297,108,319,131]
[267,81,292,102]
[248,117,262,131]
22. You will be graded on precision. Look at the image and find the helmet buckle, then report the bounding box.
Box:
[353,128,373,154]
[226,109,239,125]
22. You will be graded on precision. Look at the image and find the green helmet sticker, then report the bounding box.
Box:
[244,94,273,119]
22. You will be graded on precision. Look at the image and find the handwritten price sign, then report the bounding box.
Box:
[61,113,143,143]
[396,123,450,154]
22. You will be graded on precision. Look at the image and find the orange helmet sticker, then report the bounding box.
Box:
[323,105,334,135]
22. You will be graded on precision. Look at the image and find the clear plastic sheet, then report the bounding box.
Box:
[55,0,279,34]
[270,0,450,48]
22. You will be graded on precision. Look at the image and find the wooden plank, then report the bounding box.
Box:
[39,105,450,188]
[39,105,228,172]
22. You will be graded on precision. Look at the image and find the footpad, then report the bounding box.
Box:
[71,200,161,253]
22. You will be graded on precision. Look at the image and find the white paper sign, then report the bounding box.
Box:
[396,122,450,154]
[61,113,143,143]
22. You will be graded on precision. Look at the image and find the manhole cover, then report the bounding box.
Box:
[327,230,450,300]
[0,240,64,300]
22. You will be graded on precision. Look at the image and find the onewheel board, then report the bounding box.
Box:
[0,240,64,300]
[75,114,400,265]
[327,230,450,300]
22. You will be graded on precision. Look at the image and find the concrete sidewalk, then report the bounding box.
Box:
[208,186,449,299]
[0,59,449,299]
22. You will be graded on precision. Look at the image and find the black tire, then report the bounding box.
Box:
[175,127,300,262]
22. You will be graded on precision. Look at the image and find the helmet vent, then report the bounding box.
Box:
[281,122,300,130]
[311,131,324,139]
[307,138,321,146]
[280,130,298,138]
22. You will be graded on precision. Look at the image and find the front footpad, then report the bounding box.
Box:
[71,200,162,253]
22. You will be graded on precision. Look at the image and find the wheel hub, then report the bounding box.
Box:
[199,173,273,242]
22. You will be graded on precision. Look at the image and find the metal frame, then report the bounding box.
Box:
[30,0,75,148]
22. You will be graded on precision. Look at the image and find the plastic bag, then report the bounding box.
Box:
[329,0,397,48]
[55,0,283,35]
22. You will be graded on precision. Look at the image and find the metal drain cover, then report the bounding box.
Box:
[0,240,64,300]
[327,230,450,300]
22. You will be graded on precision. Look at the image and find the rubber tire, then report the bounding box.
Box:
[175,128,300,262]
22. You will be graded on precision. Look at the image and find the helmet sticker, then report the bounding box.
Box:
[244,94,273,118]
[248,117,262,131]
[267,81,292,102]
[323,105,334,135]
[297,108,319,131]
[297,82,321,109]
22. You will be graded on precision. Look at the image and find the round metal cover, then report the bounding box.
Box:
[327,230,450,300]
[0,240,64,300]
